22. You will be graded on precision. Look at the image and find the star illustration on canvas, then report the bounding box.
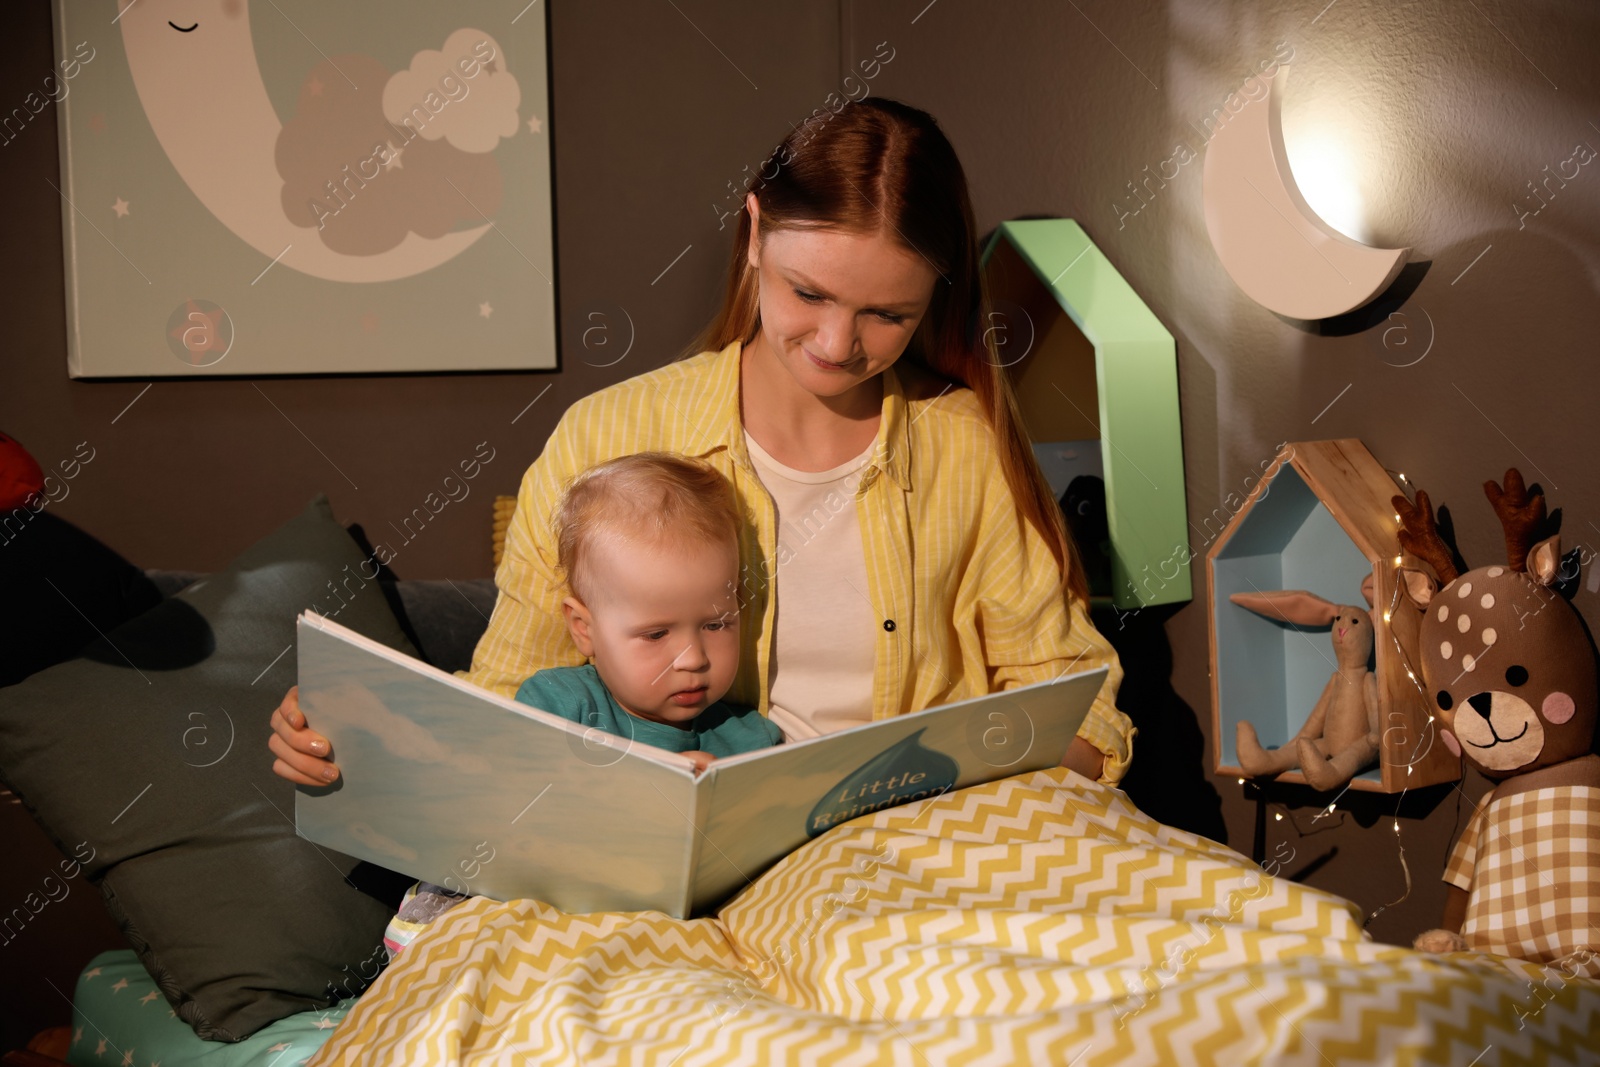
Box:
[381,142,404,171]
[111,978,129,993]
[479,301,493,319]
[120,1049,134,1066]
[140,990,160,1005]
[84,968,102,980]
[314,1016,336,1030]
[94,1037,106,1055]
[267,1043,291,1053]
[527,115,542,134]
[112,198,130,218]
[73,1027,83,1044]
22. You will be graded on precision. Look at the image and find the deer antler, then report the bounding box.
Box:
[1392,489,1459,584]
[1484,468,1546,573]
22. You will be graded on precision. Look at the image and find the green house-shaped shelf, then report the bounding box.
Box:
[1206,439,1459,793]
[980,220,1189,609]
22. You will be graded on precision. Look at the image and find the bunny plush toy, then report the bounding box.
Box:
[1400,470,1600,976]
[1232,575,1382,792]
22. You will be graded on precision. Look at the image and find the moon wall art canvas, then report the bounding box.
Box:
[52,1,557,376]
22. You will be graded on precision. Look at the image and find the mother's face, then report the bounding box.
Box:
[745,193,938,399]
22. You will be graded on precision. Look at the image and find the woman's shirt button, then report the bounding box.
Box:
[883,619,896,632]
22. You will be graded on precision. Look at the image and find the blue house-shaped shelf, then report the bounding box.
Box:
[1206,439,1458,793]
[980,220,1189,609]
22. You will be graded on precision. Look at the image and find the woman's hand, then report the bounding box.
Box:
[268,685,340,785]
[1061,736,1105,782]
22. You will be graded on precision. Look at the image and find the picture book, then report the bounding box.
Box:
[293,611,1107,919]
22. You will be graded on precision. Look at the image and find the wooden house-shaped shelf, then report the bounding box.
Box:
[980,220,1189,610]
[1206,439,1459,792]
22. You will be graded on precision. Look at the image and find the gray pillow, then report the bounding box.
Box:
[0,495,417,1041]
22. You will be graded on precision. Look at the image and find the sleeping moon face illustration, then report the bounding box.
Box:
[1202,64,1410,321]
[117,0,514,283]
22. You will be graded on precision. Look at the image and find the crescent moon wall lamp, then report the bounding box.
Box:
[1202,64,1410,321]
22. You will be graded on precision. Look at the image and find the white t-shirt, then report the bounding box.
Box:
[743,430,877,743]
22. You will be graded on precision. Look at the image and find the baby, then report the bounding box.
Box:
[513,450,781,771]
[383,452,780,957]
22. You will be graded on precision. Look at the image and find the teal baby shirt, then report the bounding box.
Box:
[513,664,783,757]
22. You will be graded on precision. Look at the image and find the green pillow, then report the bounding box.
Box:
[0,495,417,1041]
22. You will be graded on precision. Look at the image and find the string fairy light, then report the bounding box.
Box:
[1274,801,1346,835]
[1364,494,1450,920]
[1365,789,1414,928]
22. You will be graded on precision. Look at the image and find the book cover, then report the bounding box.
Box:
[293,611,1106,918]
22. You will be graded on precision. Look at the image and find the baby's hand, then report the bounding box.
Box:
[684,750,716,776]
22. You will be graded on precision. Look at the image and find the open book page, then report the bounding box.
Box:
[293,612,702,915]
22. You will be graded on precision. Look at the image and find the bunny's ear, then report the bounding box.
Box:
[1400,566,1437,609]
[1229,590,1338,627]
[1360,572,1376,609]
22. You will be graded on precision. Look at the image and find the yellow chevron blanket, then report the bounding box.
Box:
[307,768,1598,1065]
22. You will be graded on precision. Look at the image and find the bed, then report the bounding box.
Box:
[8,504,1593,1065]
[21,764,1596,1066]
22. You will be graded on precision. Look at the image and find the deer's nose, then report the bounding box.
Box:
[1467,692,1495,720]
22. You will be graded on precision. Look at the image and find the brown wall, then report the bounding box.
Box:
[3,0,1599,1040]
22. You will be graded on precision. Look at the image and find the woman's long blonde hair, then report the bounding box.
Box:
[681,96,1090,605]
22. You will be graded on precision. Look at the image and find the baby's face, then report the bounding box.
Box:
[567,534,741,726]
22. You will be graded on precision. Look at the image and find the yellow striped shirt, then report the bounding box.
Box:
[458,339,1134,783]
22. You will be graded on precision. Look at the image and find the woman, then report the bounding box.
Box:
[271,96,1132,787]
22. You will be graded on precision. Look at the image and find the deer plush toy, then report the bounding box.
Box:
[1232,575,1381,791]
[1400,470,1600,975]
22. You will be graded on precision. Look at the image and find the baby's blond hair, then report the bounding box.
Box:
[553,452,741,603]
